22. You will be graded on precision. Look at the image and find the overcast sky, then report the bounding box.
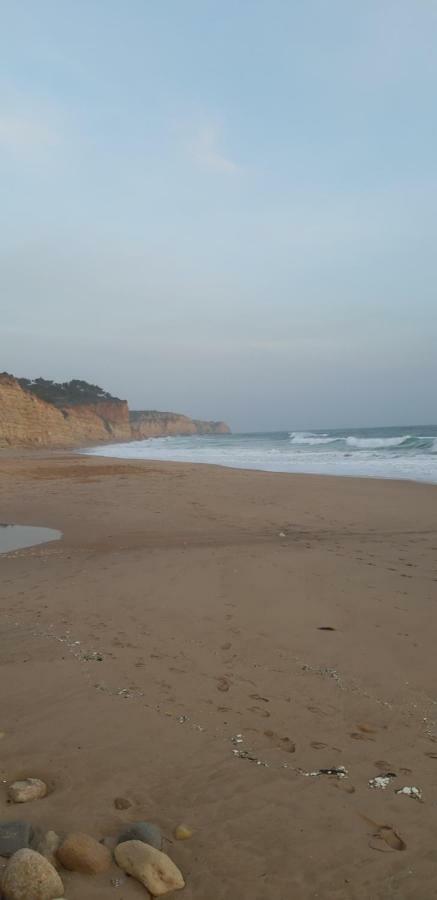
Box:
[1,1,436,431]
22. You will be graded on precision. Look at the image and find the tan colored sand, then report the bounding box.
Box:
[0,452,437,899]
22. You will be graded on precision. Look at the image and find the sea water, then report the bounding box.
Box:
[0,525,62,554]
[84,425,437,484]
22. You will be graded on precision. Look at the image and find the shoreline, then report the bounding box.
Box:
[4,442,437,490]
[82,442,437,488]
[1,451,437,898]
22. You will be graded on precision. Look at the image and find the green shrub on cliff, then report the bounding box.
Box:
[17,377,121,407]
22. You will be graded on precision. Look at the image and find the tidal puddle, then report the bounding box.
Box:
[0,525,62,555]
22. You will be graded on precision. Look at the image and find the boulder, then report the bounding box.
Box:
[114,840,185,896]
[0,822,33,857]
[2,849,64,900]
[117,821,162,850]
[57,832,111,874]
[8,779,48,804]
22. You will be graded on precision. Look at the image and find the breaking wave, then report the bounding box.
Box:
[84,425,437,484]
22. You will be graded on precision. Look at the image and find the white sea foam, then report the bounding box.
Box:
[83,427,437,484]
[345,435,410,449]
[289,432,337,445]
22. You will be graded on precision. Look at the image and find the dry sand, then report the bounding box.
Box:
[0,452,437,898]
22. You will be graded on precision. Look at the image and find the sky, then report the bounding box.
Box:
[1,0,437,431]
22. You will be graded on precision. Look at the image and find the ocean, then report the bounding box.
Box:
[84,424,437,484]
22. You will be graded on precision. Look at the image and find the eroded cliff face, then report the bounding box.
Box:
[130,411,231,439]
[0,375,231,448]
[0,376,130,448]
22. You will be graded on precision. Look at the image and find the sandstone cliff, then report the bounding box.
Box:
[0,375,231,448]
[0,375,130,448]
[130,411,231,439]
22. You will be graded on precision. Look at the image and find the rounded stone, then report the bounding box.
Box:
[117,821,162,850]
[8,779,48,804]
[114,840,185,896]
[33,831,62,869]
[57,832,111,874]
[2,848,64,900]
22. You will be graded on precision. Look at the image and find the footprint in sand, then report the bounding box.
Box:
[250,693,269,703]
[334,782,355,794]
[249,705,271,718]
[221,642,232,650]
[216,677,231,692]
[307,704,336,718]
[264,730,295,753]
[310,741,328,750]
[350,732,375,742]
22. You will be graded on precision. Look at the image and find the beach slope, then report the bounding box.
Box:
[0,454,436,898]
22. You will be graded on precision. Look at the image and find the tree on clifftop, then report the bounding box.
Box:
[17,377,121,406]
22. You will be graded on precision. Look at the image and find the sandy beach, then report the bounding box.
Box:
[1,452,437,899]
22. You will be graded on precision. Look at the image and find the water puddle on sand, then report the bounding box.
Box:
[0,525,62,554]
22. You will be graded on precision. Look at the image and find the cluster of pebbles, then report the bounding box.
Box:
[0,778,191,899]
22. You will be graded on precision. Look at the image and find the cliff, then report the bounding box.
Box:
[0,375,130,448]
[0,374,231,448]
[130,411,231,439]
[193,419,230,435]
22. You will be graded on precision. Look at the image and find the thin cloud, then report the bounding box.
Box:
[0,110,60,159]
[189,122,240,174]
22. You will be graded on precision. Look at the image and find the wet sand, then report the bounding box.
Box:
[0,452,437,899]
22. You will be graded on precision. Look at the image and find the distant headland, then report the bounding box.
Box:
[0,373,230,448]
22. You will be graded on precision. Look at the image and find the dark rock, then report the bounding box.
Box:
[114,797,132,810]
[117,822,162,851]
[0,821,33,858]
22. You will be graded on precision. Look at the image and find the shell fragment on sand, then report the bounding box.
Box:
[395,785,423,801]
[369,773,397,790]
[301,766,348,779]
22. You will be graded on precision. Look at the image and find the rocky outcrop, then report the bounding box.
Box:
[0,374,231,448]
[130,410,230,439]
[0,375,130,448]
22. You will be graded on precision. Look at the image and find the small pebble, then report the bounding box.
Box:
[174,825,193,841]
[114,797,132,810]
[8,779,48,804]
